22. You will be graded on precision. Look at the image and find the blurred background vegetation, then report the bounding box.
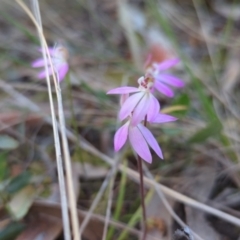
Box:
[1,0,240,239]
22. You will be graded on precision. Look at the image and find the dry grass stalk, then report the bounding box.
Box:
[15,0,80,239]
[29,1,71,239]
[56,82,81,240]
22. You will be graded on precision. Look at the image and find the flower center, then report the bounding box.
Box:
[138,75,154,90]
[53,46,69,64]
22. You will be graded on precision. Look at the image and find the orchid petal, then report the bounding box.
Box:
[107,87,139,95]
[154,81,174,97]
[157,74,185,88]
[138,125,163,159]
[119,92,144,121]
[38,47,55,56]
[37,67,54,79]
[131,94,151,126]
[114,122,129,151]
[147,94,160,121]
[156,58,180,71]
[129,125,152,163]
[138,124,163,159]
[120,94,129,106]
[57,63,69,81]
[151,114,177,123]
[32,58,48,68]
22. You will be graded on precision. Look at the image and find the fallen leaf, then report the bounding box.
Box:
[0,135,19,150]
[16,213,61,240]
[32,201,104,240]
[0,222,25,240]
[7,185,37,220]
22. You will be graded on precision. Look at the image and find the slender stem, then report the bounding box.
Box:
[137,115,148,240]
[137,155,147,240]
[30,1,71,239]
[56,81,81,240]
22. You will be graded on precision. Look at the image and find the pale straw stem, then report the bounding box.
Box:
[29,1,71,239]
[15,1,80,238]
[55,80,81,240]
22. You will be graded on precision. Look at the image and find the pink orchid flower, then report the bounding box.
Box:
[146,58,185,98]
[114,113,177,163]
[107,76,160,126]
[32,45,69,82]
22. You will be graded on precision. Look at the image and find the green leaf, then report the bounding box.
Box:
[5,172,31,194]
[172,93,190,116]
[0,135,19,150]
[188,119,222,144]
[162,127,182,136]
[173,93,190,106]
[191,77,217,120]
[7,186,36,220]
[0,153,8,181]
[0,222,25,240]
[107,160,128,240]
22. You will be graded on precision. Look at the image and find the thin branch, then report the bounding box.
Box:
[68,131,240,228]
[137,155,147,240]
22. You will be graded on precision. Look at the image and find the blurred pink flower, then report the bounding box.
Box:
[32,45,69,82]
[114,113,177,163]
[107,76,160,126]
[147,58,185,97]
